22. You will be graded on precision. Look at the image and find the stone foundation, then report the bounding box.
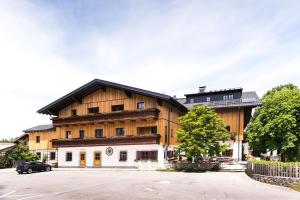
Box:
[247,171,300,187]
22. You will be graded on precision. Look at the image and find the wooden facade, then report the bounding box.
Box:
[216,107,245,141]
[28,86,183,150]
[23,80,260,165]
[28,130,58,150]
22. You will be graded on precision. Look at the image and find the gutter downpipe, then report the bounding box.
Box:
[238,106,241,162]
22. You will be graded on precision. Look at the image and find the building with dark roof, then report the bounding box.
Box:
[178,86,261,160]
[20,80,261,167]
[22,79,187,168]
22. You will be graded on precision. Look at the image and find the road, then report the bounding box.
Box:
[0,169,299,200]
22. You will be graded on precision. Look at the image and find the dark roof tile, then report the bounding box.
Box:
[23,124,55,133]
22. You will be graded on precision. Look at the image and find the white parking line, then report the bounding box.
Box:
[0,190,16,198]
[17,194,43,200]
[0,191,43,200]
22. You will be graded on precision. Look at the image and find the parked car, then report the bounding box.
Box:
[16,161,51,174]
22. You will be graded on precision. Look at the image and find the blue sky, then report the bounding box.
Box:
[1,0,300,139]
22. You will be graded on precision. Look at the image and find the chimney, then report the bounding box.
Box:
[199,86,206,93]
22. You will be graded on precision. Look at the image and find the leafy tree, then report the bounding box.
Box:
[8,141,38,162]
[246,84,300,161]
[0,154,12,169]
[176,105,231,161]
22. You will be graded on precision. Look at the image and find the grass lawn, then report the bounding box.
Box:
[289,185,300,192]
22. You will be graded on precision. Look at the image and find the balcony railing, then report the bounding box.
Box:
[52,108,160,126]
[51,134,160,148]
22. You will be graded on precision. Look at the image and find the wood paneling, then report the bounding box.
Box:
[215,108,244,140]
[28,130,58,150]
[51,87,183,146]
[58,88,158,117]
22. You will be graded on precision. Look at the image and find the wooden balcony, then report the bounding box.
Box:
[52,108,160,126]
[51,134,160,148]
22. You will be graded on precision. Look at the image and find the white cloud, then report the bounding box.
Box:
[0,1,93,139]
[0,1,300,139]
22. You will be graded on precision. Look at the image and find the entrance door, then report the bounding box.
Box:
[80,152,86,167]
[94,152,101,167]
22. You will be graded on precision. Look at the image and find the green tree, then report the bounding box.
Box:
[0,154,13,168]
[176,105,231,161]
[246,84,300,161]
[8,141,38,162]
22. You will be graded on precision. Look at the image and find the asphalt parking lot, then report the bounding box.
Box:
[0,169,299,200]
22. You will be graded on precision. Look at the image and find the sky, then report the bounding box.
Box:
[1,0,300,139]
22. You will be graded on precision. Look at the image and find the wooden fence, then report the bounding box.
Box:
[247,161,300,178]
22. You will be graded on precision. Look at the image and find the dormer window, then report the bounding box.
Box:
[224,94,234,101]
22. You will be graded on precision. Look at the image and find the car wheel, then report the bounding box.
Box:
[18,171,23,174]
[46,167,50,172]
[27,168,33,174]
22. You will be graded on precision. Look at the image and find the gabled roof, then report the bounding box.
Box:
[37,79,187,115]
[23,124,55,133]
[14,133,28,143]
[178,91,261,109]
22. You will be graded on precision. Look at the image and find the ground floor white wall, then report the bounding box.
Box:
[232,141,243,161]
[57,144,165,169]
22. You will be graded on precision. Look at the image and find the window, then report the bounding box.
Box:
[95,129,103,138]
[167,150,175,159]
[112,104,124,112]
[36,152,41,159]
[95,152,100,160]
[164,126,168,143]
[88,107,99,114]
[71,109,77,116]
[223,95,233,101]
[66,152,72,161]
[116,128,124,136]
[119,151,127,161]
[50,152,56,160]
[137,126,157,135]
[36,136,40,143]
[137,102,145,109]
[79,130,85,139]
[136,151,158,161]
[66,131,72,139]
[151,126,157,134]
[207,97,210,102]
[190,98,195,103]
[80,153,85,160]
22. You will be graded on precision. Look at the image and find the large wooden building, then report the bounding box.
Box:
[22,80,260,168]
[24,79,187,168]
[177,86,261,161]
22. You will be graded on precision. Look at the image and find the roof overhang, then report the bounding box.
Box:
[37,79,187,115]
